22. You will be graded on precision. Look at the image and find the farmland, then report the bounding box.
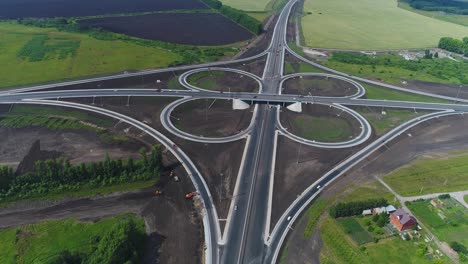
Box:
[384,152,468,196]
[0,22,186,88]
[0,214,146,264]
[0,0,206,19]
[398,1,468,27]
[79,13,253,46]
[407,198,468,248]
[301,0,468,50]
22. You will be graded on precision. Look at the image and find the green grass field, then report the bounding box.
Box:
[0,22,181,88]
[283,61,326,74]
[246,12,270,22]
[0,214,144,264]
[384,153,468,196]
[220,0,271,11]
[292,115,353,142]
[398,1,468,27]
[187,70,225,90]
[342,180,400,206]
[303,198,327,238]
[407,199,468,248]
[301,0,468,50]
[363,83,449,103]
[320,53,468,86]
[355,107,429,136]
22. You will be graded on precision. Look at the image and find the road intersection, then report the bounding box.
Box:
[1,0,468,263]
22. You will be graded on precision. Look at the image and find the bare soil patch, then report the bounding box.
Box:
[282,75,357,97]
[80,13,253,46]
[0,0,206,19]
[71,97,247,223]
[280,104,362,142]
[407,80,468,100]
[228,56,267,77]
[271,136,356,232]
[0,152,204,264]
[172,99,252,138]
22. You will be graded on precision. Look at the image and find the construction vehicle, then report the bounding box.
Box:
[185,192,198,199]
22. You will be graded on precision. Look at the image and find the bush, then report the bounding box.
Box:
[438,194,450,199]
[449,241,468,254]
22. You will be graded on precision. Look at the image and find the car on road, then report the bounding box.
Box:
[287,216,291,221]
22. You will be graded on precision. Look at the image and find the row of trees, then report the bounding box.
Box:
[201,0,263,34]
[50,217,146,264]
[405,0,468,15]
[329,198,388,218]
[0,145,162,201]
[438,37,468,57]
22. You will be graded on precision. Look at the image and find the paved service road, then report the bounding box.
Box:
[2,0,468,263]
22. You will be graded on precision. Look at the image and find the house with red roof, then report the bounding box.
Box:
[390,208,417,231]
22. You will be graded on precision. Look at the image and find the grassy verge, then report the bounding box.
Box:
[362,83,449,103]
[398,2,468,27]
[187,70,225,90]
[407,198,468,248]
[246,12,270,22]
[0,105,129,144]
[292,115,353,142]
[301,0,468,50]
[341,180,400,207]
[320,52,468,86]
[0,213,145,264]
[465,195,468,204]
[384,153,468,196]
[354,107,430,136]
[1,179,155,208]
[284,60,325,74]
[303,198,327,238]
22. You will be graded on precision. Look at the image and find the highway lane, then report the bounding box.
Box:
[6,89,468,112]
[220,0,297,262]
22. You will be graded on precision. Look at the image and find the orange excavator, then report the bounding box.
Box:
[185,192,198,199]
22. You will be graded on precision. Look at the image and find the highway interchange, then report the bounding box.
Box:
[2,0,468,263]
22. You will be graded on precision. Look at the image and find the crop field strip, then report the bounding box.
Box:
[79,13,254,46]
[0,0,206,19]
[301,0,468,50]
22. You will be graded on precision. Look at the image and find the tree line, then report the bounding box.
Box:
[50,216,146,264]
[329,198,388,218]
[438,37,468,57]
[201,0,263,34]
[0,145,162,202]
[405,0,468,15]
